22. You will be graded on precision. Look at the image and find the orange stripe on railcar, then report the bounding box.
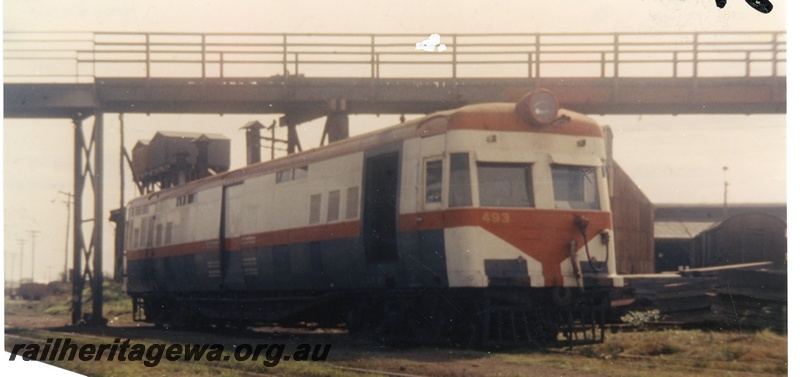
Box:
[128,220,361,261]
[401,208,612,286]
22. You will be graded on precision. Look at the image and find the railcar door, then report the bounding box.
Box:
[363,152,400,263]
[143,213,157,290]
[220,183,246,290]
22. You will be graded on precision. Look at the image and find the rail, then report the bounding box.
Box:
[3,31,786,83]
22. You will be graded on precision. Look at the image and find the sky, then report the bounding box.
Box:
[1,0,791,286]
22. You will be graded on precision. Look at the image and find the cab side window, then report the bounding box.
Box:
[425,160,443,203]
[449,153,472,207]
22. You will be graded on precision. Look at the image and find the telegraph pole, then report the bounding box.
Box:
[7,252,18,293]
[28,230,40,283]
[722,166,730,219]
[17,239,25,284]
[59,191,74,282]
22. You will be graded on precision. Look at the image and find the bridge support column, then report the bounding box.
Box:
[92,112,104,325]
[280,114,312,155]
[286,122,301,154]
[71,116,85,326]
[71,112,105,326]
[323,98,349,144]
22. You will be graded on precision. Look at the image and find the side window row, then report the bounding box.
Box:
[276,166,308,184]
[126,218,174,250]
[310,186,359,224]
[176,193,196,206]
[129,204,152,217]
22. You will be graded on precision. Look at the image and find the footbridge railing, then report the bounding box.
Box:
[3,31,786,83]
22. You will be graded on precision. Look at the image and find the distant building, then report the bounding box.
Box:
[653,203,786,271]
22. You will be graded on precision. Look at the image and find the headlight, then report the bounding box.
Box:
[515,89,560,126]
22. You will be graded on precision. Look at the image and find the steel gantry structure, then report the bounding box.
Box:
[3,31,786,326]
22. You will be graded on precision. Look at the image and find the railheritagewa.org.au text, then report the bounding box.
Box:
[9,338,331,367]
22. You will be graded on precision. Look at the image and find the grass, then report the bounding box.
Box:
[9,280,132,320]
[5,284,788,376]
[545,329,788,376]
[5,326,788,376]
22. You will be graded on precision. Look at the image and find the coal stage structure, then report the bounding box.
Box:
[132,131,230,193]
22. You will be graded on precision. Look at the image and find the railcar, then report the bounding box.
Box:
[125,90,621,346]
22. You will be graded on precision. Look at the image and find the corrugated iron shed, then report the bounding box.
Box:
[692,213,786,267]
[610,160,654,274]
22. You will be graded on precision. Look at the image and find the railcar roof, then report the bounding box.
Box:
[130,103,602,206]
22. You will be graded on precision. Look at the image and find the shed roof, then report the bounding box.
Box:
[154,131,229,140]
[654,221,714,240]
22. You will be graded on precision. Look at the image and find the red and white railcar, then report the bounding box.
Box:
[125,90,620,345]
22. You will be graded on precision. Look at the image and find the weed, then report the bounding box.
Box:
[620,309,661,330]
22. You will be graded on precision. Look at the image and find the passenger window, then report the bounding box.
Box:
[276,170,292,183]
[277,166,308,183]
[155,224,163,246]
[133,228,140,249]
[425,160,443,203]
[449,153,472,207]
[477,162,533,207]
[345,187,359,219]
[165,222,173,245]
[293,166,308,180]
[138,218,148,248]
[146,218,155,247]
[309,194,321,224]
[327,190,341,222]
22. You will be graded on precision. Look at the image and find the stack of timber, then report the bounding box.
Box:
[623,262,786,331]
[625,274,716,322]
[709,265,787,333]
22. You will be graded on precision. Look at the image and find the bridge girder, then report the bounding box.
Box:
[4,76,786,119]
